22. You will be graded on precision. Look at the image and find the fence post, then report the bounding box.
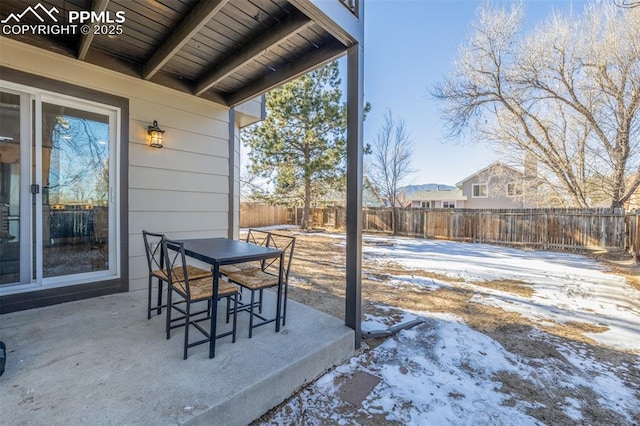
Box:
[600,213,606,248]
[423,210,427,238]
[472,211,477,242]
[633,210,640,263]
[543,212,549,250]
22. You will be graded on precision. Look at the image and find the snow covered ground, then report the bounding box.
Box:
[261,234,640,425]
[362,236,640,352]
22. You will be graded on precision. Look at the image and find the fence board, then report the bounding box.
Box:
[239,203,287,228]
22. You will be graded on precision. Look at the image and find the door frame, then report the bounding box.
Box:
[0,67,129,313]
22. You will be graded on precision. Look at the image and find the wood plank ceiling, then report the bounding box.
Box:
[0,0,352,106]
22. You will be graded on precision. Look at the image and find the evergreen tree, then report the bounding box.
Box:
[244,62,348,229]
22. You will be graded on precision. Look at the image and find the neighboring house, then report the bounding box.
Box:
[408,188,466,208]
[457,162,530,209]
[407,162,536,209]
[0,0,365,319]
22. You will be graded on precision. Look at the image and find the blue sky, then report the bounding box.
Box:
[358,0,588,186]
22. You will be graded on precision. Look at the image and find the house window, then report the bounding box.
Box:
[472,184,488,198]
[507,182,522,196]
[443,201,455,208]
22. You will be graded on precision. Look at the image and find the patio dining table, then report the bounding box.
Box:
[171,237,285,358]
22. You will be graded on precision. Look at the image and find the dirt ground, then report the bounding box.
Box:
[255,229,640,425]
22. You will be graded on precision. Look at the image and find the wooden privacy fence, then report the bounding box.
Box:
[239,203,288,228]
[285,207,632,252]
[285,207,346,229]
[626,213,640,259]
[244,204,640,254]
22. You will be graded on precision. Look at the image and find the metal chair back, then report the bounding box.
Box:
[142,230,165,274]
[246,228,270,246]
[264,232,296,282]
[161,238,192,298]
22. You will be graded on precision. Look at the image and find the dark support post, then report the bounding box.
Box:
[345,42,363,349]
[228,109,236,239]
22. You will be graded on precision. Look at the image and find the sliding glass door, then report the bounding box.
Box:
[0,84,119,292]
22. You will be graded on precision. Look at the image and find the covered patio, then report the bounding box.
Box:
[0,289,353,425]
[0,0,365,422]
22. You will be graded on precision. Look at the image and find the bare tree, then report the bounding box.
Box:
[367,111,414,234]
[433,2,640,208]
[614,0,640,9]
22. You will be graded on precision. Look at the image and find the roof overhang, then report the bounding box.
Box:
[0,0,363,107]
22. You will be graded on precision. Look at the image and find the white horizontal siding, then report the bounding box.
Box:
[129,98,229,138]
[130,212,228,235]
[129,168,226,193]
[130,143,229,175]
[129,190,228,212]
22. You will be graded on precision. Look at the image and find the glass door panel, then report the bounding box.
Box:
[41,102,110,278]
[0,92,22,284]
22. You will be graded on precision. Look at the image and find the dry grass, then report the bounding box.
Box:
[285,231,635,350]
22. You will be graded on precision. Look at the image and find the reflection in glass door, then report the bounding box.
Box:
[41,102,112,279]
[0,82,118,292]
[0,91,23,284]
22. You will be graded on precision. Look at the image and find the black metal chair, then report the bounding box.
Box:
[227,232,296,338]
[142,230,212,320]
[218,228,270,277]
[163,238,239,359]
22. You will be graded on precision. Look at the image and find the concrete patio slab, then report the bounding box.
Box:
[0,289,354,425]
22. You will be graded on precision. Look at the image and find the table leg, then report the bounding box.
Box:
[209,263,219,359]
[275,252,284,332]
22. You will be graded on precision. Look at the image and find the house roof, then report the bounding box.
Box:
[0,0,360,107]
[456,161,523,187]
[409,188,466,201]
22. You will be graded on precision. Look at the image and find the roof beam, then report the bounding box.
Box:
[195,10,312,96]
[226,40,346,108]
[289,0,363,46]
[77,0,110,60]
[143,0,228,80]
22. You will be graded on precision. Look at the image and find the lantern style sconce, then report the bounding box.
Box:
[147,120,165,148]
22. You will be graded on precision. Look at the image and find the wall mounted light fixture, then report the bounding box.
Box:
[147,120,165,148]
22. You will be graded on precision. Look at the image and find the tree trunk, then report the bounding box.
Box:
[391,207,397,236]
[302,173,312,230]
